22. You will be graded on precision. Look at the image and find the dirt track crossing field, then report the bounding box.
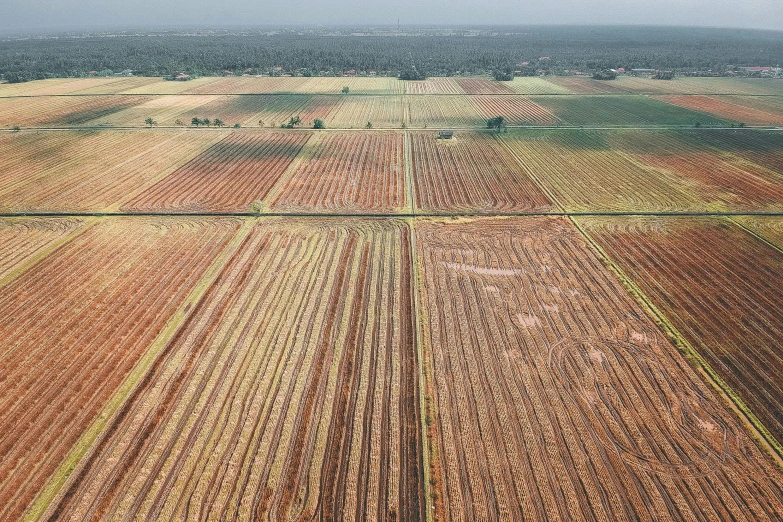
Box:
[416,217,783,521]
[0,217,241,522]
[44,218,424,522]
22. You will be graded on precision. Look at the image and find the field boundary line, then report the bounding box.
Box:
[728,216,783,255]
[258,131,324,212]
[570,216,783,468]
[0,217,98,289]
[495,132,567,212]
[408,217,435,522]
[25,219,255,522]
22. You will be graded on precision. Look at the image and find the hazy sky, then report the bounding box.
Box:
[2,0,782,33]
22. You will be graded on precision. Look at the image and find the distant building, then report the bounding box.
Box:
[116,69,134,76]
[439,130,454,139]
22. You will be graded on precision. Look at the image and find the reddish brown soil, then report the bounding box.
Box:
[417,217,783,521]
[0,217,240,521]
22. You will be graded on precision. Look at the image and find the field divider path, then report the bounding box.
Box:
[258,131,324,212]
[495,132,567,212]
[570,216,783,467]
[407,217,434,522]
[25,219,255,522]
[0,217,97,289]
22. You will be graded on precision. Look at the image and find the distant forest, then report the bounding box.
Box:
[1,26,782,82]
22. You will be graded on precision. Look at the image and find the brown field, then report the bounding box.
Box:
[654,95,783,125]
[78,94,221,126]
[125,131,312,212]
[0,130,222,212]
[0,218,85,282]
[405,95,484,128]
[454,78,516,94]
[0,95,151,127]
[681,128,783,174]
[501,130,700,211]
[410,132,553,213]
[405,78,465,95]
[0,217,241,522]
[417,217,783,521]
[581,216,783,448]
[272,132,406,213]
[0,78,155,97]
[44,219,424,522]
[544,76,632,94]
[733,216,783,247]
[118,77,225,95]
[469,95,560,125]
[294,76,405,95]
[325,95,403,128]
[181,76,308,94]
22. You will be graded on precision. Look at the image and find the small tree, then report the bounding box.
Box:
[487,116,506,131]
[401,122,407,129]
[191,117,202,127]
[342,86,350,94]
[366,121,373,129]
[213,118,224,127]
[202,118,211,127]
[258,119,265,127]
[313,119,325,129]
[175,119,184,126]
[592,70,617,81]
[281,115,302,129]
[233,123,241,128]
[144,117,157,127]
[11,125,21,132]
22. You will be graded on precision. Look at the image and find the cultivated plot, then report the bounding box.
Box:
[544,77,632,94]
[582,216,783,448]
[410,131,553,213]
[125,131,312,212]
[654,95,783,126]
[294,76,405,95]
[681,128,783,174]
[271,132,406,213]
[0,95,152,127]
[181,76,307,94]
[0,218,85,282]
[45,219,425,522]
[0,77,155,97]
[405,95,484,128]
[501,130,700,212]
[615,130,783,212]
[469,95,560,125]
[0,130,222,212]
[734,216,783,248]
[404,78,465,95]
[533,94,729,126]
[417,216,783,522]
[507,77,571,95]
[455,78,516,94]
[326,95,403,128]
[79,94,221,127]
[614,76,783,95]
[0,217,241,522]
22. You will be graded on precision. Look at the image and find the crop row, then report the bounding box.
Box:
[416,217,783,521]
[42,219,424,521]
[270,132,406,212]
[0,217,242,521]
[124,131,311,213]
[582,216,783,448]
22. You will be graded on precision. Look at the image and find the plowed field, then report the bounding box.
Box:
[469,95,560,125]
[417,217,783,521]
[0,95,151,127]
[0,217,241,522]
[0,218,85,282]
[0,130,221,212]
[124,131,311,212]
[410,132,553,213]
[406,96,484,128]
[45,219,424,522]
[655,95,783,125]
[272,132,406,212]
[455,78,515,94]
[581,216,783,448]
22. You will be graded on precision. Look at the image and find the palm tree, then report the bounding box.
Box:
[366,121,373,129]
[191,117,202,127]
[202,118,211,127]
[145,117,157,127]
[213,118,224,127]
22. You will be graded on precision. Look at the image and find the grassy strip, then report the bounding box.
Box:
[408,218,435,522]
[25,219,254,521]
[0,217,97,289]
[571,216,783,468]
